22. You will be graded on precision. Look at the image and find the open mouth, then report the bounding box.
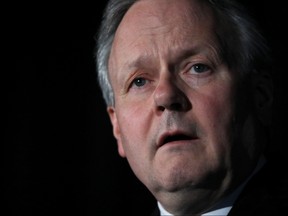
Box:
[158,129,199,148]
[163,134,193,145]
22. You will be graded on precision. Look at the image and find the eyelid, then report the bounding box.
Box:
[126,72,151,91]
[183,61,212,75]
[131,77,147,87]
[124,70,140,92]
[191,63,211,74]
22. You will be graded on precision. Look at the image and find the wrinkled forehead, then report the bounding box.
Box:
[118,0,214,34]
[108,0,219,79]
[110,0,216,58]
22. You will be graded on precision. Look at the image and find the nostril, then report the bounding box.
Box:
[157,102,184,112]
[157,105,165,112]
[169,102,183,110]
[154,79,191,112]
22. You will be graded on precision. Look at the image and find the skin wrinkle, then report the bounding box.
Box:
[109,5,222,99]
[109,1,236,213]
[102,0,273,215]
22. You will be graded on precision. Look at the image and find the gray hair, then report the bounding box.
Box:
[94,0,271,107]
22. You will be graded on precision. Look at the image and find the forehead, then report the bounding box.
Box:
[109,0,217,69]
[116,0,213,37]
[114,0,214,45]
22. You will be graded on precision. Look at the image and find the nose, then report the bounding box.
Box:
[154,76,191,112]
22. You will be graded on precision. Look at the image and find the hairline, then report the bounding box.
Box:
[95,0,272,107]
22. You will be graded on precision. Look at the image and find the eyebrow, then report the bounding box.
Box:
[122,43,221,72]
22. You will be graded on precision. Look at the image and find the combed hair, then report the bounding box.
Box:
[94,0,272,107]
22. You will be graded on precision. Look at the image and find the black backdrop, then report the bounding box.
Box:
[7,1,287,216]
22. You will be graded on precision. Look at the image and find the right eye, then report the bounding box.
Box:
[131,77,147,87]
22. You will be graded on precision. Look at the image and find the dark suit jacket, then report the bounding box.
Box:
[150,160,288,216]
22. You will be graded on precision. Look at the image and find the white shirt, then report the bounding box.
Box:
[158,156,266,216]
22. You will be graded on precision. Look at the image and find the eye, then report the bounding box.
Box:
[189,63,210,74]
[132,77,147,87]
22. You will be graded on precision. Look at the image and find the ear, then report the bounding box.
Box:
[107,106,126,158]
[253,70,274,126]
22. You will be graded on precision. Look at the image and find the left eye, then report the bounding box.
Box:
[190,64,210,74]
[132,77,147,87]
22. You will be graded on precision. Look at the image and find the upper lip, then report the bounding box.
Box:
[157,130,198,148]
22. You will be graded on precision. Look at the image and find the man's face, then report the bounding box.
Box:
[107,0,256,206]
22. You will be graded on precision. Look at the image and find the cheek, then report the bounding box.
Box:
[118,102,149,131]
[115,103,152,151]
[198,85,234,123]
[115,105,154,180]
[195,85,236,149]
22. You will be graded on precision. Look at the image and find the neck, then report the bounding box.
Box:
[157,156,266,215]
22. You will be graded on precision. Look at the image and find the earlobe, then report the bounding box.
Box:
[107,106,126,157]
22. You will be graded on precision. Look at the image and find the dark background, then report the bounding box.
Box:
[7,1,287,216]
